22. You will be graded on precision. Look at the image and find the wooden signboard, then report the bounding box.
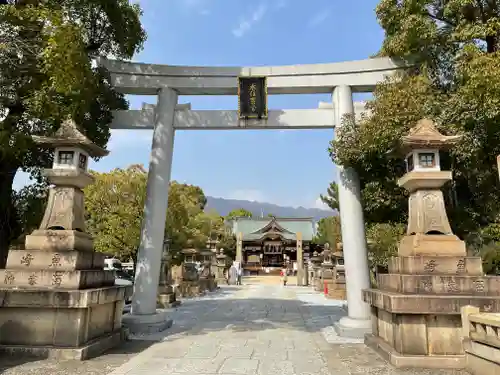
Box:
[238,76,268,119]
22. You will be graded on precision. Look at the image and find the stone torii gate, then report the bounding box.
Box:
[99,57,408,337]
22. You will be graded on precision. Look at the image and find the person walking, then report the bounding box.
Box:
[237,263,243,285]
[228,262,238,285]
[281,267,288,286]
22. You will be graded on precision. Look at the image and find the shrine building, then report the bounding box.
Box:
[227,217,315,273]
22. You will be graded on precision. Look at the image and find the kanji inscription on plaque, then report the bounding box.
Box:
[424,259,437,272]
[420,279,433,292]
[4,272,15,285]
[444,279,459,293]
[28,273,38,286]
[52,272,63,287]
[456,258,466,273]
[473,279,485,293]
[20,253,34,267]
[50,253,62,267]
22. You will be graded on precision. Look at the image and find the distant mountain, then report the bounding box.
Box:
[205,196,336,222]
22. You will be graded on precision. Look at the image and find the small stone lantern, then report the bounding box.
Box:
[397,118,464,256]
[157,238,180,308]
[321,243,332,265]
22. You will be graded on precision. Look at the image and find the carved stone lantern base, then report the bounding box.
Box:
[0,118,132,360]
[398,233,466,257]
[363,252,500,369]
[325,250,346,300]
[157,290,181,308]
[0,230,131,360]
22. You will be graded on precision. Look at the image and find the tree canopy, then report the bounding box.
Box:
[226,208,253,219]
[0,0,146,265]
[313,216,341,247]
[320,181,339,212]
[84,166,236,266]
[331,0,500,241]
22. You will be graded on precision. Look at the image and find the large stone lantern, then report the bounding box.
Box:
[0,118,131,359]
[398,118,464,255]
[363,119,500,369]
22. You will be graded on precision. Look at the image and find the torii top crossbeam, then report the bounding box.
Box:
[98,57,408,96]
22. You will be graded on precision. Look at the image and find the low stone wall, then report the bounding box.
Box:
[462,305,500,374]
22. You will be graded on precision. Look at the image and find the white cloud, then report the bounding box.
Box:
[308,9,331,27]
[232,3,268,38]
[227,189,267,202]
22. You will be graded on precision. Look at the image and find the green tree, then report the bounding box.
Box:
[0,1,146,265]
[479,242,500,275]
[84,166,210,266]
[84,166,147,265]
[11,181,48,245]
[320,181,339,211]
[331,0,500,238]
[226,208,253,219]
[366,222,406,270]
[313,216,342,247]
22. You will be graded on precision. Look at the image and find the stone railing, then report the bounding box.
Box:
[462,305,500,374]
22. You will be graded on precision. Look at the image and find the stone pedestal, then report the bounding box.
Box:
[311,253,323,292]
[0,231,131,360]
[314,268,323,292]
[362,120,500,368]
[215,253,229,285]
[327,249,346,300]
[177,262,204,298]
[156,251,180,308]
[364,246,500,369]
[199,250,217,292]
[1,120,131,359]
[157,284,180,308]
[321,262,334,295]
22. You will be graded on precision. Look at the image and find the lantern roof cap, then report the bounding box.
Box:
[402,118,461,151]
[32,118,109,157]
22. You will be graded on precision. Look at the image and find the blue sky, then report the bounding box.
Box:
[15,0,384,209]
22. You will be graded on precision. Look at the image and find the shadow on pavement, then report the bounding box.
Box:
[134,285,348,343]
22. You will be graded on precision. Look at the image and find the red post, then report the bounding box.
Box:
[324,280,328,295]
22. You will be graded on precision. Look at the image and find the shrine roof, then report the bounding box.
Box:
[228,217,315,241]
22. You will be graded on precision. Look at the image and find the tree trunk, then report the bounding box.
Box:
[486,35,498,53]
[0,162,19,269]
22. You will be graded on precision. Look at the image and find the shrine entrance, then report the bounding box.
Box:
[99,57,408,338]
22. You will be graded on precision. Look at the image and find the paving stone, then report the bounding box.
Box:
[173,357,226,373]
[185,344,221,358]
[218,346,254,359]
[258,360,294,375]
[125,358,181,375]
[218,358,259,375]
[1,281,470,375]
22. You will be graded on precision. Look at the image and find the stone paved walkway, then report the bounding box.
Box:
[107,283,468,375]
[0,281,469,375]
